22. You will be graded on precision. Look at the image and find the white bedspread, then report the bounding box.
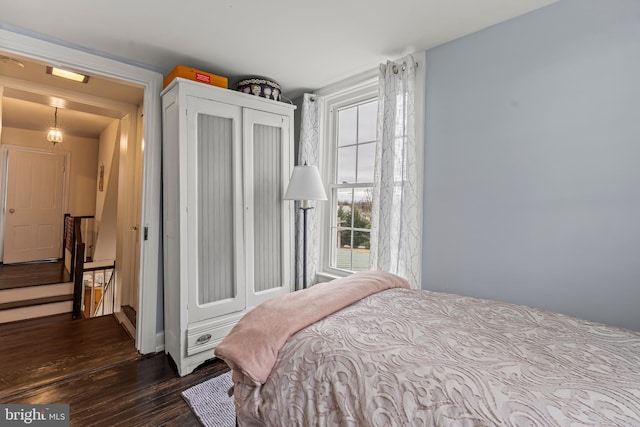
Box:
[235,288,640,426]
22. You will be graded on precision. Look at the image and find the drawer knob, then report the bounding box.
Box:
[196,334,212,345]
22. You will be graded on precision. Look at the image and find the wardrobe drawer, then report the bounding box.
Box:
[186,312,244,356]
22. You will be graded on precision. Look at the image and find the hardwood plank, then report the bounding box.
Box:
[0,313,231,426]
[1,315,132,362]
[0,260,70,290]
[6,354,229,427]
[0,315,139,400]
[0,313,72,336]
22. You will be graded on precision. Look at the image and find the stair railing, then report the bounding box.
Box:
[67,215,113,319]
[71,217,86,319]
[93,266,115,317]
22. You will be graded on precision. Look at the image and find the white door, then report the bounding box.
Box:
[3,149,65,264]
[185,96,246,324]
[244,108,294,308]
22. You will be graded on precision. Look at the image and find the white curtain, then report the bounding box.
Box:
[295,93,323,289]
[370,56,422,289]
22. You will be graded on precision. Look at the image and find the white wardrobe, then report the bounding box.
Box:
[162,78,295,376]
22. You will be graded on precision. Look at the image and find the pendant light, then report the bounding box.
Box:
[47,107,63,145]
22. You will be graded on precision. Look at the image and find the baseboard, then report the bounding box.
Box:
[114,311,136,339]
[155,331,165,353]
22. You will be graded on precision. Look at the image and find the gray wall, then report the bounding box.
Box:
[422,0,640,331]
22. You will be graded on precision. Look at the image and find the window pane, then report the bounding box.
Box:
[336,188,353,228]
[353,188,372,230]
[336,230,353,270]
[336,145,356,183]
[339,229,353,249]
[338,107,357,147]
[358,100,378,143]
[357,142,375,183]
[352,231,370,271]
[353,231,370,250]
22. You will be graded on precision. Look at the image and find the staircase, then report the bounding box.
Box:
[1,214,115,325]
[0,260,73,323]
[0,278,74,324]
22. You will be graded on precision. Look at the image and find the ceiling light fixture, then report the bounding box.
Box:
[47,107,63,145]
[46,66,89,83]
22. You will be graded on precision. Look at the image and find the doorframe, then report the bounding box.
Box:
[0,145,71,262]
[0,28,163,354]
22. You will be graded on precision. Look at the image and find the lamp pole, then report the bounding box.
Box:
[301,205,313,289]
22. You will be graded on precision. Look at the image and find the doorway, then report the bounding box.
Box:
[0,78,143,340]
[0,28,163,354]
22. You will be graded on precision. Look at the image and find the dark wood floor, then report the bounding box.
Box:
[0,260,71,290]
[0,313,229,426]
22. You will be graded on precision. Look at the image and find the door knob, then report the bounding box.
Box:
[8,208,15,214]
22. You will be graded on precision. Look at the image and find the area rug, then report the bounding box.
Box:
[182,370,235,427]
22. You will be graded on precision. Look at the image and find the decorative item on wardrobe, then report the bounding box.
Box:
[284,162,327,289]
[236,77,282,101]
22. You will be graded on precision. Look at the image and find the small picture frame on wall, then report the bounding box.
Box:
[99,164,104,191]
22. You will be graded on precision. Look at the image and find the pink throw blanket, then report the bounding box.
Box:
[214,271,409,385]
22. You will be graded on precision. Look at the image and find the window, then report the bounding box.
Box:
[318,77,378,277]
[316,54,424,283]
[331,100,377,271]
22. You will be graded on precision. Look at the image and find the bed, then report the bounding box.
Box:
[215,271,640,426]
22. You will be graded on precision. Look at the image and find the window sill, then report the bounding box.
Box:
[316,269,353,283]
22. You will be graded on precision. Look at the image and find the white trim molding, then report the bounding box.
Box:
[155,331,166,353]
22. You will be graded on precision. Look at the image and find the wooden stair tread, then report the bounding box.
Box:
[0,294,73,311]
[0,260,71,290]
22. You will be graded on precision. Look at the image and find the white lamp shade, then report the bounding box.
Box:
[284,164,327,201]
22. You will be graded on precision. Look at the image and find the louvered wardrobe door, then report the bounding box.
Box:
[187,97,246,324]
[244,108,294,308]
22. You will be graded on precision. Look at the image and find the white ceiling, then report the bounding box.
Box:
[2,95,117,140]
[0,0,557,138]
[0,53,143,138]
